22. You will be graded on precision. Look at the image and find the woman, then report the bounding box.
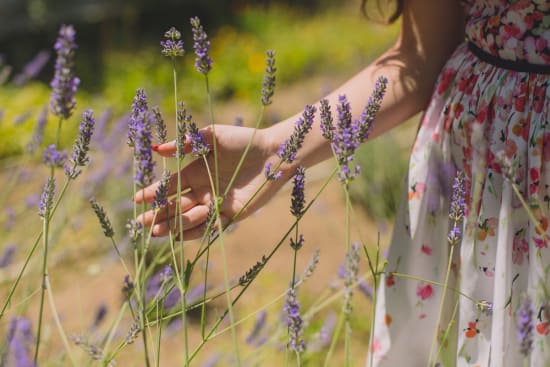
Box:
[138,1,550,365]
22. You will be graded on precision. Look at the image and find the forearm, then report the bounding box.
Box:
[263,0,465,174]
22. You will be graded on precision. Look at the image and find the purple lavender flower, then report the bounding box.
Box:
[42,144,67,168]
[517,296,534,356]
[13,50,50,86]
[127,88,148,148]
[26,105,48,153]
[290,166,306,218]
[246,310,267,345]
[131,95,155,188]
[477,300,493,317]
[38,177,55,218]
[264,161,282,180]
[358,279,373,299]
[278,104,316,163]
[284,287,305,353]
[0,244,16,268]
[449,170,465,222]
[151,106,167,144]
[290,234,304,251]
[91,108,112,148]
[188,121,210,156]
[66,109,95,179]
[92,302,108,328]
[153,169,170,209]
[161,27,184,58]
[50,24,79,120]
[357,76,387,141]
[5,207,15,231]
[5,317,34,367]
[343,243,360,315]
[448,170,465,245]
[300,248,320,282]
[261,50,276,106]
[190,17,213,74]
[319,98,334,140]
[176,101,190,159]
[89,198,114,238]
[309,312,336,352]
[323,77,387,183]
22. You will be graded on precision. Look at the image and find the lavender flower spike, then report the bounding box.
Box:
[343,243,360,315]
[176,101,191,159]
[278,104,316,163]
[190,17,213,74]
[38,177,55,219]
[43,144,67,168]
[189,121,210,156]
[319,98,334,140]
[153,169,171,209]
[290,166,306,218]
[66,109,95,179]
[134,118,155,187]
[357,75,388,142]
[448,170,465,245]
[161,27,184,58]
[25,105,48,154]
[5,317,34,367]
[50,24,79,120]
[517,295,534,356]
[90,198,114,238]
[284,287,305,353]
[152,106,167,144]
[261,50,276,106]
[127,88,148,148]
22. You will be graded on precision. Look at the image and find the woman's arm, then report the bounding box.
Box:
[137,0,466,238]
[268,0,466,173]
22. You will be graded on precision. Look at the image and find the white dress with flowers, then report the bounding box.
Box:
[370,1,550,366]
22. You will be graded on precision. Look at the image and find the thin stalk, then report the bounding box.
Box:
[45,276,78,366]
[433,294,460,364]
[139,200,151,367]
[0,178,71,319]
[427,242,457,367]
[34,211,50,364]
[200,246,210,339]
[188,167,337,363]
[203,155,241,365]
[101,301,128,354]
[204,76,219,196]
[323,311,345,367]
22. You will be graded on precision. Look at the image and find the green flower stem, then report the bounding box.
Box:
[33,207,51,365]
[101,301,128,356]
[323,311,345,367]
[110,237,131,278]
[200,246,210,339]
[139,200,152,367]
[428,240,458,367]
[0,177,71,319]
[202,155,241,365]
[45,275,78,366]
[389,272,478,303]
[188,169,336,363]
[433,295,460,364]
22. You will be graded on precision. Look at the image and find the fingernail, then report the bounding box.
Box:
[152,144,160,151]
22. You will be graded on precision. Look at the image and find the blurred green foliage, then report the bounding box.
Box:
[0,3,397,160]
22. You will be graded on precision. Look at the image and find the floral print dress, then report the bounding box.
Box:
[370,1,550,366]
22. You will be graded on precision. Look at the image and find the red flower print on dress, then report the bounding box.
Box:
[533,84,546,114]
[437,68,456,95]
[416,284,433,300]
[421,245,432,255]
[386,273,395,288]
[464,320,480,338]
[529,167,540,195]
[512,234,529,265]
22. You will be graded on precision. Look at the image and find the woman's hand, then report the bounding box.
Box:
[135,124,291,240]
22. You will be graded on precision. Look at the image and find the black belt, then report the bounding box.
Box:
[468,41,550,75]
